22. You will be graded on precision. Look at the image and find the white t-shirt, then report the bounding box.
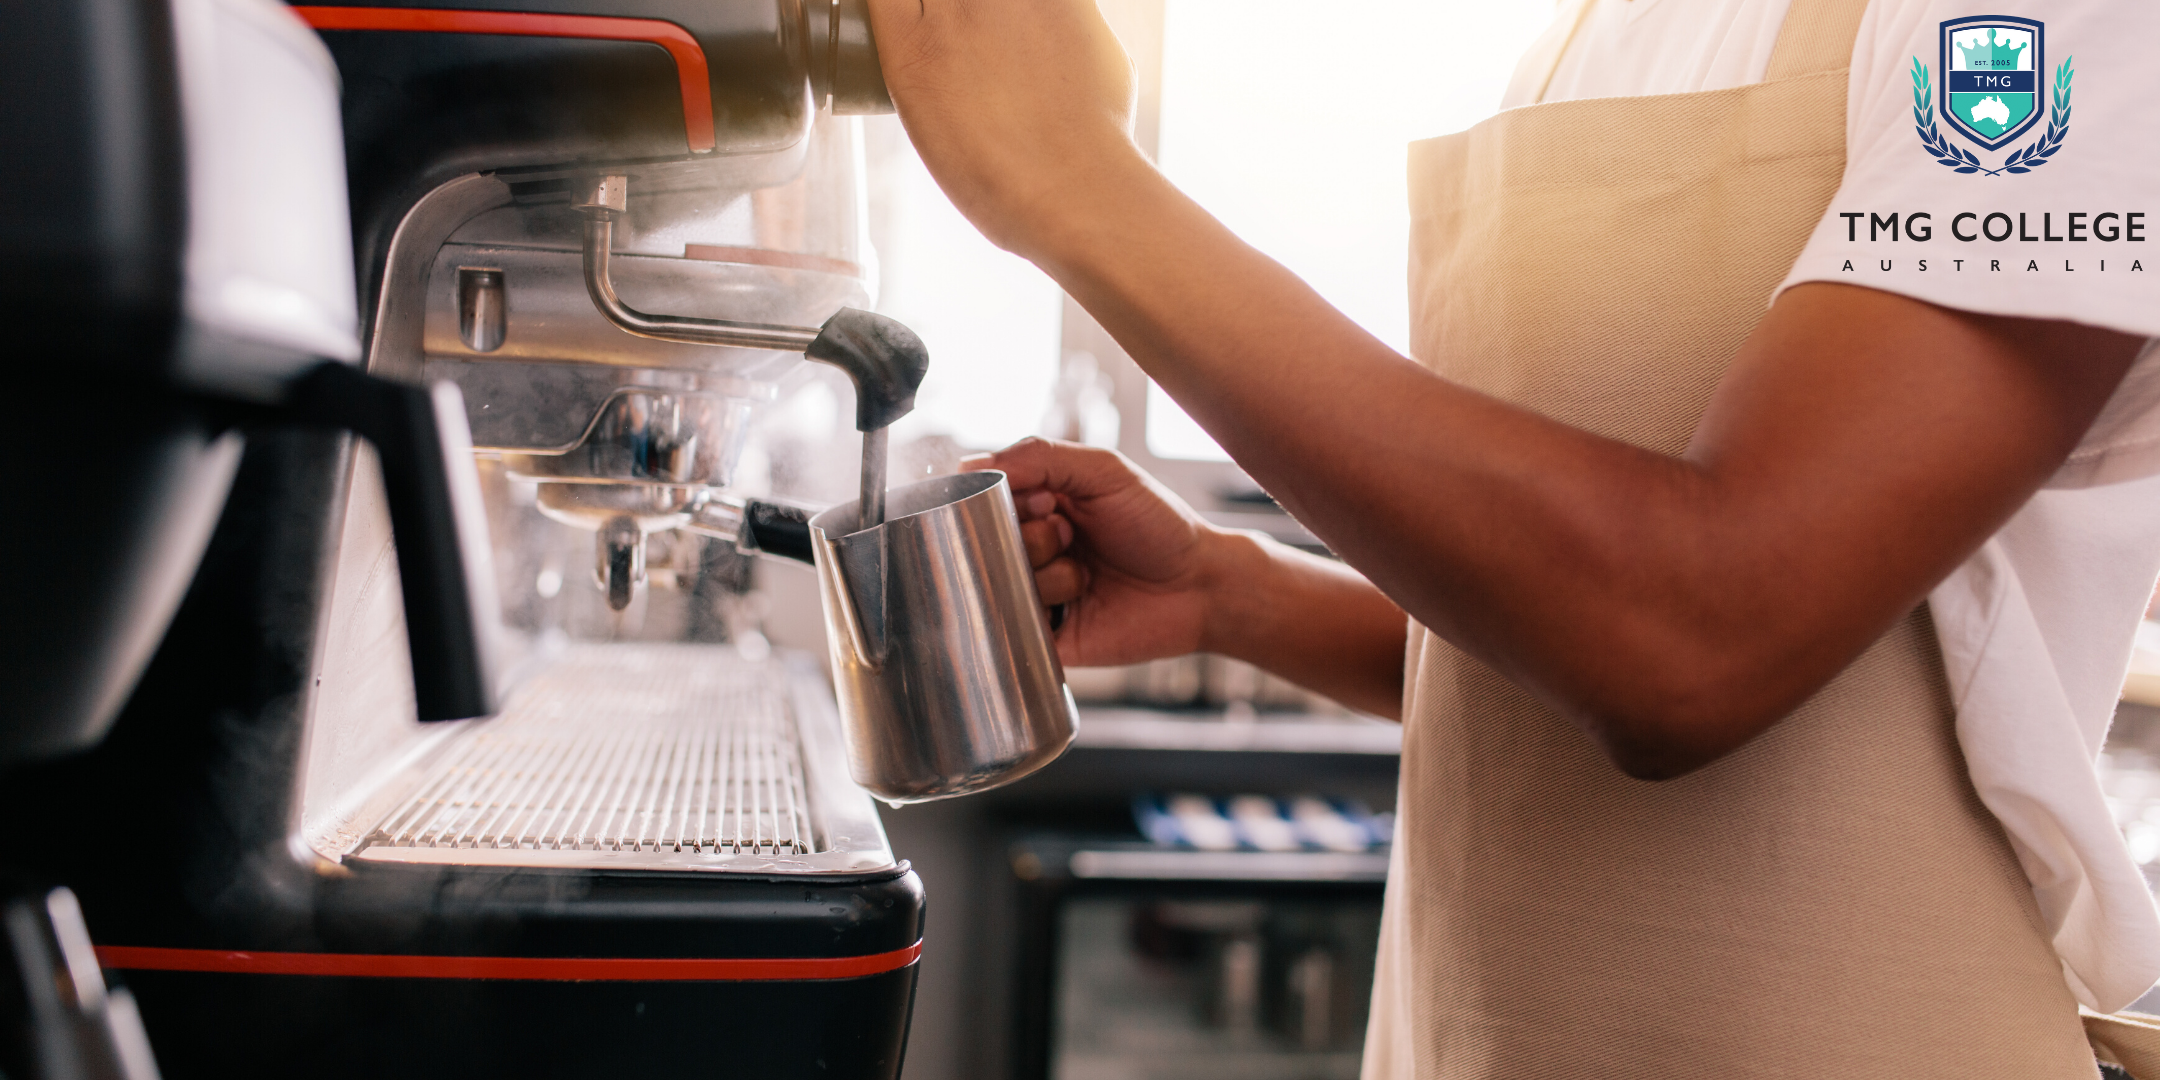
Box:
[1501,0,2160,1013]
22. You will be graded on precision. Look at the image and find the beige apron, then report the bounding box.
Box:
[1362,0,2100,1075]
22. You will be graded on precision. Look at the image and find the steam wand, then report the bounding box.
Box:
[573,174,927,529]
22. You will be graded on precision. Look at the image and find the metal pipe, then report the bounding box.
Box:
[572,174,904,534]
[580,217,821,351]
[858,425,888,529]
[575,175,821,352]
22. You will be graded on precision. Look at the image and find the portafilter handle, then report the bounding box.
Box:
[573,175,929,528]
[683,496,817,564]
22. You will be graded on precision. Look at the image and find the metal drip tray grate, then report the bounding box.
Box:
[347,645,891,873]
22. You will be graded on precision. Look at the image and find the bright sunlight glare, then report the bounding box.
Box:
[1147,0,1555,461]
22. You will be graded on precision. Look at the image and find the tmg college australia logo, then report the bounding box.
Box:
[1911,16,2072,176]
[1835,15,2143,276]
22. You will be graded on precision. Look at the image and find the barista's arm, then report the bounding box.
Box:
[870,0,2147,777]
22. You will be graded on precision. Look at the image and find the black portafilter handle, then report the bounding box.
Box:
[286,363,498,722]
[739,499,816,564]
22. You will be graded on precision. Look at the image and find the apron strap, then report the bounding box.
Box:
[1525,0,1596,106]
[1530,0,1869,104]
[1764,0,1871,81]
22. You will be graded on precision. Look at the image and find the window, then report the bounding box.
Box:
[1141,0,1553,463]
[864,116,1066,453]
[860,0,1555,504]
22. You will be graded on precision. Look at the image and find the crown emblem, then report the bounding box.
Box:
[1911,14,2071,177]
[1953,28,2029,70]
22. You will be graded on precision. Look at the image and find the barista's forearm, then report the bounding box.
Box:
[1033,170,1652,732]
[1021,160,1667,707]
[1015,158,2138,777]
[1198,528,1408,720]
[865,0,2140,773]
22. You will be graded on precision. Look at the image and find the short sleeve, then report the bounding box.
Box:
[1776,0,2160,340]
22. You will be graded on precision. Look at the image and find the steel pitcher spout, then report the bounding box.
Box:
[827,528,892,665]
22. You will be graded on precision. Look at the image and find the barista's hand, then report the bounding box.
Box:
[864,0,1145,256]
[962,438,1226,668]
[962,438,1410,715]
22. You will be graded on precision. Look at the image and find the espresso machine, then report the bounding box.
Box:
[0,0,1080,1074]
[2,0,500,1075]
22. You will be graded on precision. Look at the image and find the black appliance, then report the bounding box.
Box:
[2,0,499,1073]
[0,0,923,1077]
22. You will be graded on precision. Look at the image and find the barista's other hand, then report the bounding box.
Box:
[962,438,1230,669]
[864,0,1144,257]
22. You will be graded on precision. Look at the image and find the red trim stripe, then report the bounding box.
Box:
[291,6,716,152]
[94,941,920,982]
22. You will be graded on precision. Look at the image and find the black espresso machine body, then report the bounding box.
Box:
[3,461,924,1079]
[0,1,923,1076]
[1,0,508,1073]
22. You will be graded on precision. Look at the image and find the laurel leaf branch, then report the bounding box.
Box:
[1995,58,2073,176]
[1909,60,1985,173]
[1910,56,2074,177]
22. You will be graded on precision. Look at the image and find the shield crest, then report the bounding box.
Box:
[1939,16,2044,150]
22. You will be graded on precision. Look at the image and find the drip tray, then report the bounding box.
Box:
[348,645,894,874]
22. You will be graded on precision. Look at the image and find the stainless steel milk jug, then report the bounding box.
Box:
[807,471,1078,802]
